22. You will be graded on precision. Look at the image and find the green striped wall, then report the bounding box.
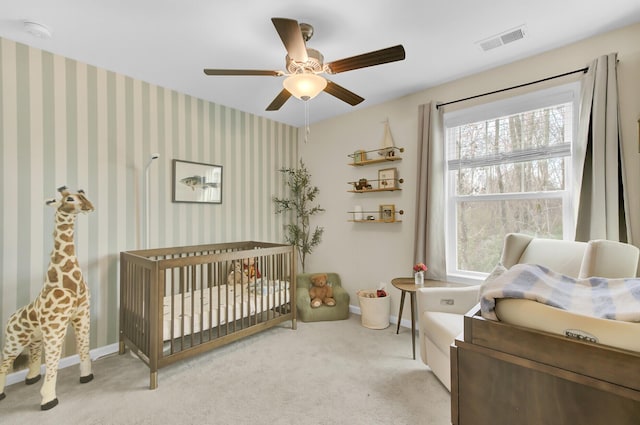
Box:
[0,37,298,352]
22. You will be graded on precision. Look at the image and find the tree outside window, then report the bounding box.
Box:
[444,84,579,277]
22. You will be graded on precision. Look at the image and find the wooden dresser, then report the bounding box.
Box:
[451,307,640,425]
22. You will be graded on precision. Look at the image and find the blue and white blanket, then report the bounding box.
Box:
[479,263,640,322]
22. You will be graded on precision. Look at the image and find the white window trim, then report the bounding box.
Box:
[444,82,581,282]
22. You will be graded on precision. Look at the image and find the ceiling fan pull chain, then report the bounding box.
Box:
[304,101,310,143]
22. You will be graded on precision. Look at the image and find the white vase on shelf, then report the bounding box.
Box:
[414,271,424,287]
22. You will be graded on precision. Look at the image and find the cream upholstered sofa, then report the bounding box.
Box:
[416,233,640,390]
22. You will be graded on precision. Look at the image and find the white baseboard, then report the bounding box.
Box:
[5,343,120,387]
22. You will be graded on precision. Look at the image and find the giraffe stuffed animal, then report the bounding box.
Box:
[0,186,95,410]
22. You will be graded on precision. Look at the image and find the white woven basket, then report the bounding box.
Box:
[357,292,390,329]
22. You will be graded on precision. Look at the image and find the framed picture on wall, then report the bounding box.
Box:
[379,204,395,222]
[378,167,398,189]
[172,159,223,204]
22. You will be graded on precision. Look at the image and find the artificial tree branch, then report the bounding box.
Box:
[273,159,325,273]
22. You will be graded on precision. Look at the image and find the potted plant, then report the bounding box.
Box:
[273,159,324,273]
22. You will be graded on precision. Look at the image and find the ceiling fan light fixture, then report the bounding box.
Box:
[283,73,327,101]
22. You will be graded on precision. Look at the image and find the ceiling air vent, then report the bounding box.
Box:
[477,25,526,52]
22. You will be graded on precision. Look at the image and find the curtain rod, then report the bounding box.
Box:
[436,66,588,109]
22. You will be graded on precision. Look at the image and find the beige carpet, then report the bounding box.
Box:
[0,314,450,425]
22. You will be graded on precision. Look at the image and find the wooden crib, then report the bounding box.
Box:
[119,241,296,389]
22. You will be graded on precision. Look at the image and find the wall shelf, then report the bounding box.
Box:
[348,147,404,166]
[347,177,403,193]
[347,209,404,223]
[348,156,402,166]
[347,188,401,193]
[348,219,403,223]
[348,173,403,192]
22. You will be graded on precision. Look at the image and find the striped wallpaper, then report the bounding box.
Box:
[0,37,298,353]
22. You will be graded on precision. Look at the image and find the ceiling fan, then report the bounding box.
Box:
[203,17,406,111]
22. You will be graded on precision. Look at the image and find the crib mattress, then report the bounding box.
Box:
[495,298,640,353]
[163,280,290,341]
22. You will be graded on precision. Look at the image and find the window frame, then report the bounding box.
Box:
[443,82,581,282]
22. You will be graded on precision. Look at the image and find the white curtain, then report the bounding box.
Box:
[573,53,630,242]
[414,102,446,279]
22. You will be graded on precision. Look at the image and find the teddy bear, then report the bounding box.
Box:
[309,273,336,308]
[227,261,248,285]
[227,258,261,285]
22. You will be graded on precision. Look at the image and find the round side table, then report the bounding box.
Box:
[391,278,462,360]
[391,277,419,359]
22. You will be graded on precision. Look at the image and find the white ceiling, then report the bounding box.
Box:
[2,1,640,127]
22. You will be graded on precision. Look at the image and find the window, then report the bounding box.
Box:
[443,83,580,280]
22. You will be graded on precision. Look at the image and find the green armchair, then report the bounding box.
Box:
[296,273,350,322]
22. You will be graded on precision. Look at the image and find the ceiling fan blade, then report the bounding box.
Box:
[271,17,308,63]
[203,69,281,76]
[326,45,406,74]
[266,89,292,111]
[323,80,364,106]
